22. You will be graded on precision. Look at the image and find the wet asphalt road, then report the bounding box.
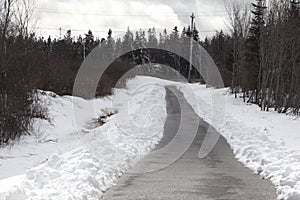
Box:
[101,87,276,200]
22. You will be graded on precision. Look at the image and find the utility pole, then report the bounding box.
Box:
[231,17,237,97]
[232,32,237,98]
[188,13,195,83]
[83,39,86,59]
[59,27,62,40]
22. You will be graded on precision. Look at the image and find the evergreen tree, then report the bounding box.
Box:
[179,26,190,76]
[115,38,122,57]
[133,29,149,64]
[103,28,115,61]
[134,29,146,49]
[147,27,158,48]
[245,0,266,102]
[168,26,181,72]
[193,25,199,41]
[168,26,180,52]
[122,27,134,53]
[84,30,95,55]
[64,30,72,45]
[158,29,168,49]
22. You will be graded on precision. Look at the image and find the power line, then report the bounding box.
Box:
[34,8,228,17]
[36,7,227,14]
[36,27,218,33]
[37,27,126,33]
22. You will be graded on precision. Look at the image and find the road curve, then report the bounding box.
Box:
[101,86,276,200]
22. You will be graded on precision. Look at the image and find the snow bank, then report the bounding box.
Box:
[179,83,300,200]
[0,77,167,200]
[1,75,299,200]
[0,91,111,179]
[127,76,300,200]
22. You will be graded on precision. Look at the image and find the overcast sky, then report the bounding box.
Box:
[33,0,250,40]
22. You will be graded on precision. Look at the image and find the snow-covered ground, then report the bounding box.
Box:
[0,77,167,199]
[178,83,300,200]
[0,91,112,180]
[1,76,300,200]
[116,76,300,200]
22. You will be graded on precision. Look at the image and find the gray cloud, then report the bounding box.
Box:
[33,0,252,39]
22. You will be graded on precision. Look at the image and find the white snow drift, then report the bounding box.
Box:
[0,77,167,200]
[1,76,300,200]
[178,83,300,200]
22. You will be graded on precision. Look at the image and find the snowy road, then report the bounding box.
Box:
[101,86,276,200]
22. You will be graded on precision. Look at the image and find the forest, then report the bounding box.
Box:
[0,0,299,144]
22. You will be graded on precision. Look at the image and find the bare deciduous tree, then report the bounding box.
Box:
[14,0,36,37]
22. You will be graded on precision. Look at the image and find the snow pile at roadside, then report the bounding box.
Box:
[179,83,300,200]
[0,78,167,200]
[2,75,299,200]
[0,91,112,180]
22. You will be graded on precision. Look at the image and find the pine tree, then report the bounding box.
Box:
[133,29,149,64]
[122,27,134,53]
[134,29,146,49]
[84,30,95,54]
[159,29,168,49]
[168,26,181,72]
[104,28,115,61]
[193,25,199,41]
[169,26,180,52]
[64,30,72,45]
[115,38,122,57]
[147,28,158,48]
[245,0,266,103]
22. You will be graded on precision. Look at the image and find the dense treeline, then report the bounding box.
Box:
[1,0,299,144]
[0,0,205,144]
[258,0,300,114]
[237,0,299,114]
[0,0,100,144]
[0,0,46,144]
[204,0,300,115]
[201,31,234,86]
